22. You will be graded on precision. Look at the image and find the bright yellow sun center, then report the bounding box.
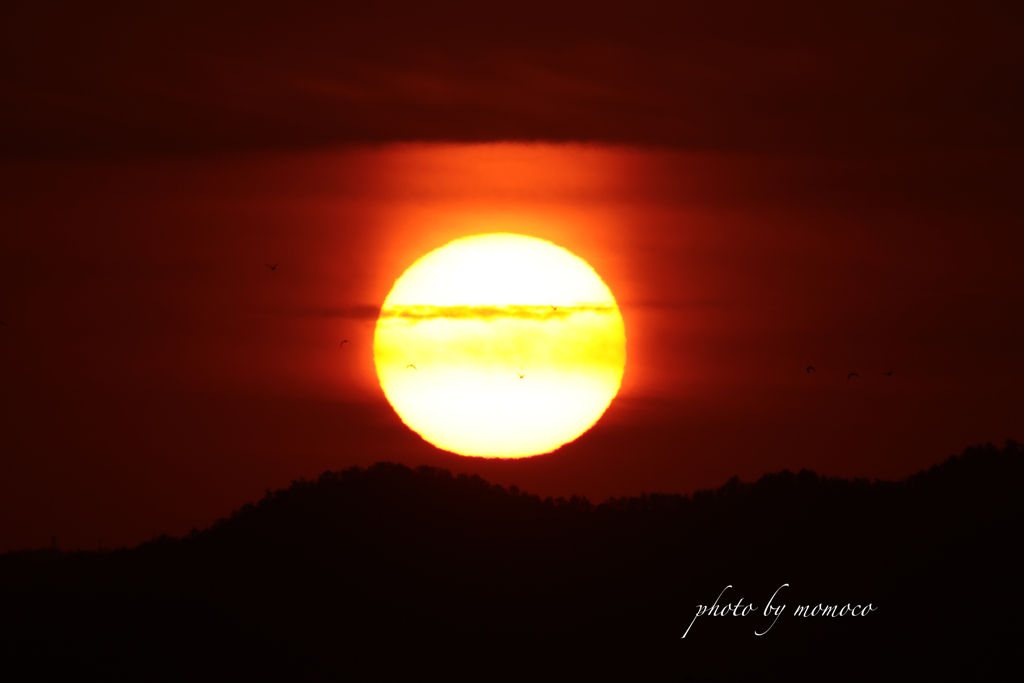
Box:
[373,233,626,458]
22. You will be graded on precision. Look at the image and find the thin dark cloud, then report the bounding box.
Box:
[312,305,383,321]
[307,301,729,327]
[620,300,732,312]
[378,304,617,321]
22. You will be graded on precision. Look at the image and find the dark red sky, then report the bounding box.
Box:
[1,1,1021,551]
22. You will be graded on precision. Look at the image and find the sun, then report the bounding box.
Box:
[373,233,626,458]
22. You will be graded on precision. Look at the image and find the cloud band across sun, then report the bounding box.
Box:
[378,303,617,321]
[373,233,626,458]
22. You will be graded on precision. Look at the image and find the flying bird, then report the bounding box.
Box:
[516,372,525,379]
[265,263,279,271]
[550,304,558,311]
[406,364,417,371]
[884,370,893,376]
[340,340,349,348]
[847,372,859,380]
[806,366,815,373]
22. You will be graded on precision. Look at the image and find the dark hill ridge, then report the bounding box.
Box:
[2,441,1021,678]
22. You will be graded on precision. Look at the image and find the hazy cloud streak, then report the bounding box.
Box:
[379,304,617,321]
[311,305,383,320]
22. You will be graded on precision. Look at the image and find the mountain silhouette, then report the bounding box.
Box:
[1,441,1020,678]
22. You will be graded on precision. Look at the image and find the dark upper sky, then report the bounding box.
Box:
[1,1,1021,551]
[3,1,1020,158]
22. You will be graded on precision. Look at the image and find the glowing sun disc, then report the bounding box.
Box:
[373,233,626,458]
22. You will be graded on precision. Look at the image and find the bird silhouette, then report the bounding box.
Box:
[340,340,349,348]
[265,263,279,271]
[884,370,893,376]
[806,366,815,373]
[516,372,525,379]
[406,364,417,371]
[550,304,558,312]
[847,372,859,380]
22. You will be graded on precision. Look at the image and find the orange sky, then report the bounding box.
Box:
[1,143,1021,551]
[1,2,1021,551]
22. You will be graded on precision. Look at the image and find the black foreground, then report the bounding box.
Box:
[2,442,1021,679]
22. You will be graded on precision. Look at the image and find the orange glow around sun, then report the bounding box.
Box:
[373,233,626,458]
